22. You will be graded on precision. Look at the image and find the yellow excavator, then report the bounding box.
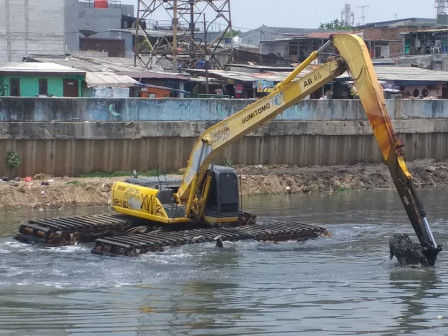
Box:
[110,34,441,266]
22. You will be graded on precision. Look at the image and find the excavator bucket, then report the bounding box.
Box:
[389,234,439,267]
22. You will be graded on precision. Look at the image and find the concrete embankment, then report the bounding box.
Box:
[1,97,448,176]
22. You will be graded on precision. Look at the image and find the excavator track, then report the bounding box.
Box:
[14,214,135,246]
[92,220,327,257]
[14,214,327,257]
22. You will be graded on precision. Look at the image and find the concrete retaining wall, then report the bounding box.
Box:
[1,97,448,176]
[2,119,448,176]
[2,97,448,122]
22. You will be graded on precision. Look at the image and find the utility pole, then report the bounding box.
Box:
[357,4,369,25]
[172,0,178,72]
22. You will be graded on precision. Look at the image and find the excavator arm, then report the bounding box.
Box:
[332,34,441,265]
[176,40,345,204]
[175,33,441,265]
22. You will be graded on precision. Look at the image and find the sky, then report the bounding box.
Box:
[120,0,438,31]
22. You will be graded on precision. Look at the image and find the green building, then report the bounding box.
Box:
[0,62,85,97]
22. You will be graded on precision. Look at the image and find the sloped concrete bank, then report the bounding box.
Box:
[1,159,447,213]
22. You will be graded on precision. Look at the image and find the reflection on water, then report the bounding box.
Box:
[389,268,447,334]
[1,189,448,335]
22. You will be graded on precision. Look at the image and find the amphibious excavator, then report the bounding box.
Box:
[15,34,442,266]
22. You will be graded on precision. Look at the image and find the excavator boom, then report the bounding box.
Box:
[176,43,345,204]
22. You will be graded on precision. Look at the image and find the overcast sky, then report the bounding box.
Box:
[120,0,438,30]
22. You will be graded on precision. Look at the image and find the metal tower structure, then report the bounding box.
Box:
[435,0,448,15]
[340,4,354,27]
[134,0,232,72]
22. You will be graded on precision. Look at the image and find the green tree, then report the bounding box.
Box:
[5,150,21,177]
[319,19,352,31]
[224,29,242,39]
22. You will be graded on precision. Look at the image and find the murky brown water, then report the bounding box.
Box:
[1,189,448,335]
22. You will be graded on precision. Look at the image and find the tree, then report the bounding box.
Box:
[224,29,242,39]
[5,150,21,177]
[319,19,352,31]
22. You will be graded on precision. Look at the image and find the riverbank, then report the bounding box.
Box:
[1,159,447,213]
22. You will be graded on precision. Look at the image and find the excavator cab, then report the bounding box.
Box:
[111,165,240,225]
[203,166,240,223]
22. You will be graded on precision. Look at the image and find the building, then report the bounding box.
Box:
[401,28,448,55]
[260,32,340,63]
[0,0,135,63]
[85,71,138,97]
[360,18,438,58]
[0,0,70,62]
[237,26,342,65]
[121,71,190,98]
[239,26,327,50]
[371,66,448,99]
[0,62,85,97]
[77,0,135,57]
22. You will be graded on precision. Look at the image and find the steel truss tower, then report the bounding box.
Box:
[134,0,232,71]
[435,0,448,15]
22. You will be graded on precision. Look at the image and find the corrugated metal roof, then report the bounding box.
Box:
[120,71,190,81]
[28,55,163,73]
[27,56,190,81]
[0,62,85,75]
[400,28,448,35]
[85,72,139,88]
[193,65,448,84]
[226,64,294,72]
[196,69,289,82]
[306,32,335,39]
[372,66,448,82]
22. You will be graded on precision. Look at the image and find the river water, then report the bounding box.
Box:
[1,188,448,335]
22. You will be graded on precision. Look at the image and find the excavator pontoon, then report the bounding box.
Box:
[15,34,442,266]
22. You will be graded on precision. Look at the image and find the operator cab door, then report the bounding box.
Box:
[205,166,239,221]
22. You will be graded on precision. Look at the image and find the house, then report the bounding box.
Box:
[239,26,328,50]
[25,55,191,97]
[333,66,448,99]
[139,85,172,98]
[0,62,85,97]
[401,28,448,55]
[373,66,448,98]
[360,18,438,58]
[77,1,136,57]
[121,71,191,98]
[260,31,341,63]
[85,72,139,97]
[239,26,341,63]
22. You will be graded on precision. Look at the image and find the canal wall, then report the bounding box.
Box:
[2,97,448,121]
[1,97,448,176]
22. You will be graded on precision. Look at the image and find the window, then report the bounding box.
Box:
[375,46,382,58]
[289,42,298,56]
[39,78,48,96]
[9,78,20,96]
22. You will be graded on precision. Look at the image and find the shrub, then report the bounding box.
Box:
[5,151,21,171]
